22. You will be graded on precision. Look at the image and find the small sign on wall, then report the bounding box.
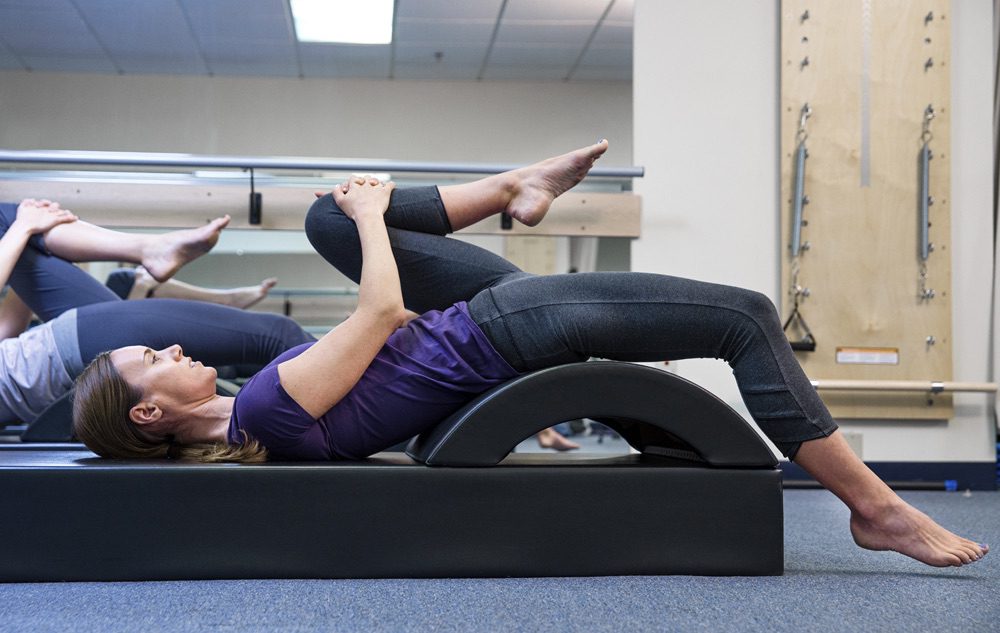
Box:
[835,347,900,365]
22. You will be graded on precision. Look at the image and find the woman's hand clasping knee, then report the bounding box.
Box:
[14,198,78,235]
[331,177,395,223]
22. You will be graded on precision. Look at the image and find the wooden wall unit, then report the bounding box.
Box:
[780,0,953,419]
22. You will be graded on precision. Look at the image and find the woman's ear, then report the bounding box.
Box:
[128,402,163,427]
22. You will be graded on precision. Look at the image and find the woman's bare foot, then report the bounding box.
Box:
[506,140,609,226]
[536,427,581,451]
[850,499,989,567]
[795,431,990,568]
[141,215,230,282]
[223,278,278,309]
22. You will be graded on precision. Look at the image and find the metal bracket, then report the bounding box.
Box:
[246,167,262,225]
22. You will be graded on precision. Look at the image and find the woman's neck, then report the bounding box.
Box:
[173,395,235,445]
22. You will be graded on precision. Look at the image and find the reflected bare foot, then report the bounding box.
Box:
[126,266,159,300]
[226,278,278,309]
[537,427,581,451]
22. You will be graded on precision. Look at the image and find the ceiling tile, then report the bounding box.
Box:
[1,0,64,7]
[392,62,480,81]
[504,0,610,22]
[74,0,206,73]
[0,57,23,70]
[300,44,392,63]
[489,44,579,67]
[112,57,209,75]
[0,5,100,56]
[570,65,631,82]
[204,60,299,77]
[301,64,391,79]
[590,22,632,47]
[494,23,595,46]
[300,44,391,78]
[396,0,503,21]
[19,54,118,73]
[198,36,296,57]
[0,38,25,69]
[576,45,631,67]
[179,0,291,40]
[394,19,496,45]
[394,43,489,65]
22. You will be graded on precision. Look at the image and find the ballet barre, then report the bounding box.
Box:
[0,149,645,178]
[0,149,643,237]
[811,380,997,394]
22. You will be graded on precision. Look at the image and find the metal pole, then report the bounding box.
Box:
[0,149,644,178]
[811,379,998,393]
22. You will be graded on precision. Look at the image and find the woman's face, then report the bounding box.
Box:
[111,344,218,410]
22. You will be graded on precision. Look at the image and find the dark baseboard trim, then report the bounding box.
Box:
[780,461,998,491]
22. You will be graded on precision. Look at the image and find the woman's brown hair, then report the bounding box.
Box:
[72,351,267,463]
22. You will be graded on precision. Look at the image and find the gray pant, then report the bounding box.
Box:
[304,187,837,458]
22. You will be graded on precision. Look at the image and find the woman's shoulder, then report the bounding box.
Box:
[229,362,332,458]
[234,359,307,420]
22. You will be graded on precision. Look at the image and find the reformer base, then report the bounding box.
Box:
[0,446,783,581]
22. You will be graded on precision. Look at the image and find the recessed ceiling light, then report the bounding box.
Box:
[290,0,394,45]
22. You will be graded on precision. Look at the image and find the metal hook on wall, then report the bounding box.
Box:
[797,103,813,137]
[921,104,935,143]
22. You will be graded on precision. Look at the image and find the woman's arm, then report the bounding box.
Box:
[0,199,77,290]
[401,309,422,326]
[278,179,406,418]
[0,291,34,340]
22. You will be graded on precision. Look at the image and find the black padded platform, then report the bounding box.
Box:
[0,362,783,581]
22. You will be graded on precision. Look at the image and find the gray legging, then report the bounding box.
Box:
[304,187,838,459]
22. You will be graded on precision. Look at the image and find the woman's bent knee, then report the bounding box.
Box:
[731,288,780,323]
[304,193,364,270]
[304,194,347,239]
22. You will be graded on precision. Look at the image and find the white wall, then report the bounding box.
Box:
[633,0,995,462]
[0,72,632,165]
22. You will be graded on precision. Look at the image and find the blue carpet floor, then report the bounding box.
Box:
[0,489,996,633]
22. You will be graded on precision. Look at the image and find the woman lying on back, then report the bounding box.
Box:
[73,141,988,569]
[0,199,311,431]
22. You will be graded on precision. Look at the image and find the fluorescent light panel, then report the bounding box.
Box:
[290,0,394,45]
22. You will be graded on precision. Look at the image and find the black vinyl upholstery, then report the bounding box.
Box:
[408,361,777,467]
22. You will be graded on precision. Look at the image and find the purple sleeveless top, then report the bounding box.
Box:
[228,302,519,460]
